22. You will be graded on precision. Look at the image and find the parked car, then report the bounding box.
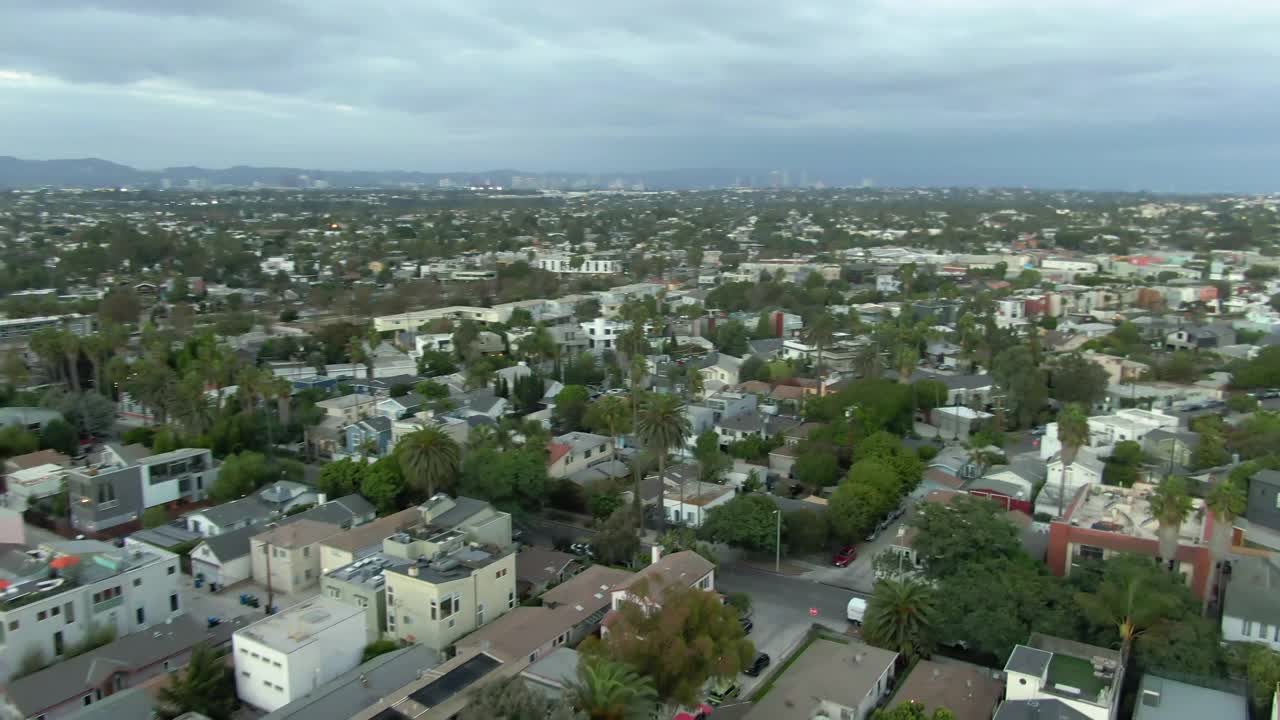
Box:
[744,652,771,677]
[832,545,858,567]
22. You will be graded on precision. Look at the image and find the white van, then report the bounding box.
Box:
[846,597,867,624]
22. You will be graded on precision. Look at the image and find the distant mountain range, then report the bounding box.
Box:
[0,156,797,191]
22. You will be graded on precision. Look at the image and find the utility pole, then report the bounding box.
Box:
[264,541,274,615]
[774,510,781,573]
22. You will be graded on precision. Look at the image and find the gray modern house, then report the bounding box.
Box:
[69,445,218,534]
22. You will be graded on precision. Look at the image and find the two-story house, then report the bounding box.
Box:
[607,548,715,617]
[250,519,345,595]
[315,394,378,424]
[546,432,613,480]
[68,446,218,534]
[344,416,393,457]
[1245,470,1280,550]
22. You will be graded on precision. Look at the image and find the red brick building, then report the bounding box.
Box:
[1047,483,1215,600]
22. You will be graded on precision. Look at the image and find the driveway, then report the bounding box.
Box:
[716,564,862,694]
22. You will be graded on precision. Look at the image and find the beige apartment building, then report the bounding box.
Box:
[250,519,343,595]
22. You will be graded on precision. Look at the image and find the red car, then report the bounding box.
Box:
[832,545,858,567]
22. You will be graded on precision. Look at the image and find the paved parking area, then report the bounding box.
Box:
[180,574,320,625]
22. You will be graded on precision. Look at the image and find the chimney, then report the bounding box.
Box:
[316,493,328,505]
[408,564,419,577]
[651,545,663,564]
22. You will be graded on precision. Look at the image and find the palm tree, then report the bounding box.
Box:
[635,394,690,533]
[594,395,630,464]
[1148,475,1194,572]
[1055,404,1090,517]
[804,312,835,376]
[895,343,918,384]
[468,424,499,451]
[862,577,938,661]
[268,376,293,428]
[518,325,556,371]
[1074,559,1180,660]
[568,658,658,720]
[155,643,236,720]
[397,426,461,498]
[58,330,82,393]
[1204,478,1246,613]
[29,328,63,384]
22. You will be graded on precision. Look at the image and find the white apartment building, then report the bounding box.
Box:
[373,306,511,333]
[534,256,622,275]
[0,539,183,682]
[260,256,297,275]
[0,313,96,347]
[232,597,367,712]
[1039,409,1177,460]
[579,318,631,351]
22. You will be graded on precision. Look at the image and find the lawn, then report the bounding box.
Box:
[1047,654,1108,702]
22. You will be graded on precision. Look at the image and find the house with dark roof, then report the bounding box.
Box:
[515,546,580,598]
[261,644,441,720]
[344,415,393,457]
[182,495,275,537]
[1132,673,1247,720]
[893,659,1002,720]
[608,549,714,617]
[1244,470,1280,548]
[1221,553,1280,650]
[0,614,209,720]
[189,523,260,587]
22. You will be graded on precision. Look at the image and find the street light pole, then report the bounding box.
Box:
[774,510,781,573]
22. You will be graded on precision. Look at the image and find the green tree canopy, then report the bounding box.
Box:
[909,495,1024,579]
[698,495,779,553]
[1048,353,1110,406]
[555,385,591,432]
[155,644,236,720]
[582,582,753,707]
[460,446,552,512]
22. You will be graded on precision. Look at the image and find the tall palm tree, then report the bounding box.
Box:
[803,312,835,376]
[29,328,63,384]
[594,395,630,464]
[862,577,938,661]
[397,426,461,498]
[1074,560,1180,660]
[567,658,657,720]
[1204,478,1246,613]
[269,376,293,428]
[635,394,690,533]
[895,343,918,384]
[58,331,82,394]
[1055,404,1090,517]
[628,354,647,426]
[1148,475,1194,572]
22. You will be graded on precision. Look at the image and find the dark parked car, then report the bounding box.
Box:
[744,652,771,677]
[832,545,858,567]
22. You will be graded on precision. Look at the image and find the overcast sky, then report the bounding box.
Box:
[3,1,1279,190]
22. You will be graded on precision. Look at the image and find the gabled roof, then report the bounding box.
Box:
[614,550,713,596]
[288,494,376,528]
[5,614,207,715]
[196,524,260,562]
[189,496,274,527]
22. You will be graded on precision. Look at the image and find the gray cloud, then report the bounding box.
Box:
[2,1,1280,189]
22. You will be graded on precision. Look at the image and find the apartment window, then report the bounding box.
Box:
[136,607,145,625]
[96,484,116,504]
[327,587,341,599]
[170,594,180,612]
[37,610,46,621]
[64,603,74,623]
[1260,624,1271,639]
[1077,545,1105,562]
[429,598,438,621]
[495,568,507,579]
[242,671,251,678]
[83,696,92,707]
[303,546,310,558]
[133,578,141,587]
[403,615,412,626]
[1243,621,1255,636]
[168,565,176,575]
[263,680,272,688]
[355,595,369,608]
[274,684,283,691]
[50,606,59,617]
[477,603,485,626]
[508,591,516,610]
[273,661,281,668]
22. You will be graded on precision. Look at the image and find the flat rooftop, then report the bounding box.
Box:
[326,553,408,590]
[235,597,364,654]
[1064,482,1206,544]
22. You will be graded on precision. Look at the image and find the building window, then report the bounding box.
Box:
[170,594,180,612]
[242,671,251,677]
[495,568,507,579]
[355,595,368,608]
[1260,624,1271,639]
[133,578,142,587]
[303,546,310,558]
[84,696,92,707]
[50,606,59,617]
[37,610,46,621]
[327,587,341,599]
[168,565,176,575]
[403,615,412,625]
[1076,545,1105,562]
[136,607,145,624]
[508,591,516,610]
[1243,621,1254,636]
